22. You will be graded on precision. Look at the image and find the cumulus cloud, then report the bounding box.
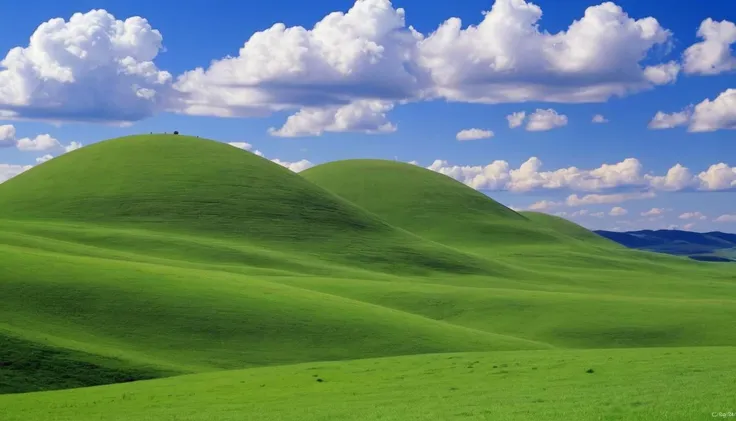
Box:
[0,10,172,123]
[649,89,736,133]
[272,158,315,172]
[697,163,736,190]
[0,163,32,182]
[456,128,494,141]
[609,206,628,216]
[683,18,736,75]
[679,211,707,220]
[689,88,736,132]
[565,191,656,207]
[525,109,568,131]
[65,141,83,153]
[16,134,62,151]
[641,207,667,216]
[715,214,736,223]
[682,222,696,231]
[645,164,698,191]
[643,61,680,85]
[648,109,691,129]
[228,142,264,157]
[268,100,397,137]
[592,114,608,123]
[167,0,678,131]
[507,111,526,128]
[35,154,53,163]
[417,0,673,104]
[0,124,16,147]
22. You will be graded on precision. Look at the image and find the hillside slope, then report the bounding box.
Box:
[301,160,611,251]
[0,135,499,276]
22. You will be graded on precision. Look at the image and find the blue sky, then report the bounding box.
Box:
[0,0,734,232]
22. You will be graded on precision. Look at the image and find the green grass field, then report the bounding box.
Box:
[1,135,734,420]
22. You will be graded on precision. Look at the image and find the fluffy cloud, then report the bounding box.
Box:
[417,0,673,104]
[642,61,680,85]
[0,124,15,147]
[679,211,707,220]
[0,124,78,152]
[683,19,736,75]
[507,112,526,128]
[35,154,53,163]
[641,207,667,216]
[228,142,264,157]
[689,89,736,132]
[565,191,655,207]
[592,114,608,123]
[715,214,736,223]
[0,163,32,182]
[648,109,691,129]
[272,159,315,173]
[0,10,172,123]
[170,0,677,131]
[649,89,736,133]
[174,0,422,120]
[525,109,568,132]
[456,128,494,141]
[697,163,736,190]
[268,100,396,137]
[16,134,62,151]
[609,206,628,216]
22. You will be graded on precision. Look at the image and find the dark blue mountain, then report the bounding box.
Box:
[594,229,736,262]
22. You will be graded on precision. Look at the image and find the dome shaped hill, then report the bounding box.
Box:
[301,160,608,249]
[0,135,495,275]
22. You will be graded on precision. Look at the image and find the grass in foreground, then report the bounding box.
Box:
[2,347,734,421]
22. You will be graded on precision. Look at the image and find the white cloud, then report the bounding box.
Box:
[272,158,314,173]
[647,109,691,129]
[683,18,736,75]
[0,10,172,123]
[170,0,676,130]
[65,141,83,152]
[565,191,655,207]
[456,128,494,141]
[590,211,605,218]
[697,163,736,190]
[645,164,698,191]
[16,134,62,151]
[643,61,680,85]
[0,163,32,182]
[0,124,16,147]
[715,214,736,223]
[609,206,628,216]
[417,0,673,104]
[268,100,397,137]
[689,89,736,132]
[228,142,264,157]
[528,200,560,211]
[683,223,696,231]
[641,207,667,216]
[507,111,526,128]
[591,114,608,123]
[679,211,707,220]
[35,154,53,163]
[525,109,568,132]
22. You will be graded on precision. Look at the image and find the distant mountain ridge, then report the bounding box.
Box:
[595,229,736,262]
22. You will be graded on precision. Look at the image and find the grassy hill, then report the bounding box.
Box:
[2,134,735,420]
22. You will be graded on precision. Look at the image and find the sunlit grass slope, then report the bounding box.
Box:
[3,347,734,421]
[0,135,499,276]
[301,160,611,249]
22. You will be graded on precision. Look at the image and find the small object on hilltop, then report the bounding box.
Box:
[585,368,594,374]
[174,131,179,135]
[316,378,324,382]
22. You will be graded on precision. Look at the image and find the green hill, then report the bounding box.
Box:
[301,160,611,250]
[2,134,735,420]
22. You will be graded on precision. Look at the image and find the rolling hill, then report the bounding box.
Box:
[596,229,736,262]
[2,134,735,420]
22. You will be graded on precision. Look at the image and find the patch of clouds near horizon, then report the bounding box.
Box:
[649,88,736,132]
